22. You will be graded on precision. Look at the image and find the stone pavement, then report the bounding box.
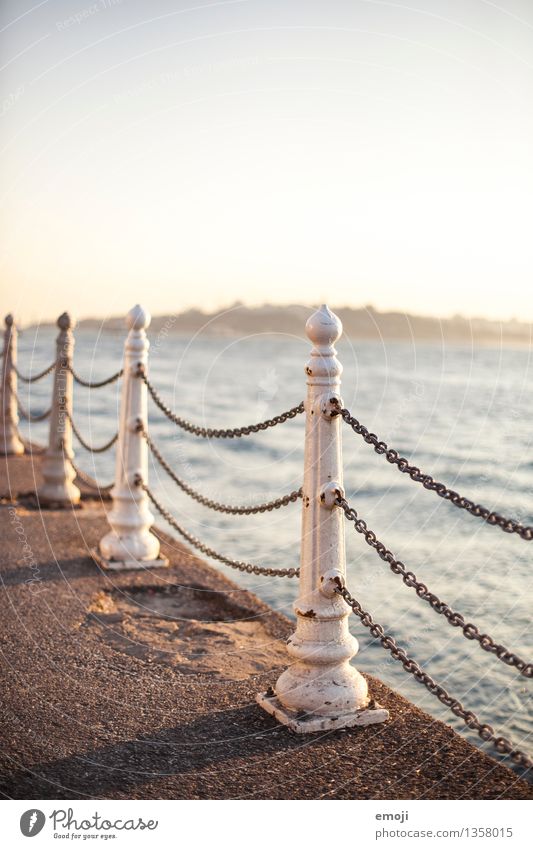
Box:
[0,454,531,800]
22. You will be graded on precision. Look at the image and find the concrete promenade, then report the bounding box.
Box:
[0,453,531,800]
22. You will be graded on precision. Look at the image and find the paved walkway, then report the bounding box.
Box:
[0,454,531,799]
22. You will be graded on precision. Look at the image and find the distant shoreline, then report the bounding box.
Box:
[24,303,533,347]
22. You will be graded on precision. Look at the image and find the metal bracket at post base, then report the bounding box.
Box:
[256,691,389,734]
[90,546,169,572]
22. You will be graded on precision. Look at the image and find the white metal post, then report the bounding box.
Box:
[38,313,80,506]
[0,314,24,456]
[257,304,388,732]
[94,305,168,571]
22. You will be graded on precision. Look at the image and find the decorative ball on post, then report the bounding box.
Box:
[126,304,148,331]
[256,304,389,732]
[92,304,168,571]
[57,312,69,328]
[0,314,24,455]
[38,312,80,506]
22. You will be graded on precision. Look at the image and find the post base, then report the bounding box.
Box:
[37,499,82,510]
[37,479,81,507]
[91,547,169,572]
[37,493,81,509]
[256,691,389,734]
[0,439,24,456]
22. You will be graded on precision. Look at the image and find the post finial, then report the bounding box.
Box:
[305,304,342,347]
[5,314,14,327]
[57,312,74,330]
[126,304,151,331]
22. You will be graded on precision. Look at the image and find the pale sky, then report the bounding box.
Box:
[1,0,532,325]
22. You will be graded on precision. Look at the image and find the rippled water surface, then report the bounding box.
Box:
[17,323,533,772]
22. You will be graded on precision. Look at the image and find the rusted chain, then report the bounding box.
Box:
[71,461,114,493]
[16,393,51,422]
[66,411,118,454]
[66,363,123,388]
[137,364,304,438]
[139,422,302,514]
[14,361,55,383]
[139,478,299,578]
[334,402,533,541]
[336,493,532,677]
[338,580,532,769]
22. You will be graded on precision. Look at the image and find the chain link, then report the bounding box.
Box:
[137,365,304,438]
[139,478,300,578]
[337,494,532,677]
[139,422,302,514]
[16,393,51,422]
[71,461,114,493]
[338,582,532,769]
[335,403,533,541]
[14,361,55,383]
[66,411,118,454]
[66,363,123,388]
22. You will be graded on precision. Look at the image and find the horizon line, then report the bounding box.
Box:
[16,301,530,330]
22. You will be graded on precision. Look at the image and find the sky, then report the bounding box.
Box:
[1,0,533,325]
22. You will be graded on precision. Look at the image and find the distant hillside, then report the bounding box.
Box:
[33,304,533,346]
